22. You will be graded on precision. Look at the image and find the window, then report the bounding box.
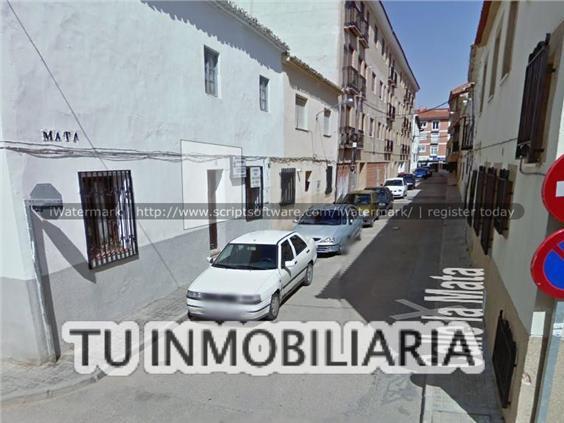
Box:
[420,121,427,129]
[516,35,551,163]
[323,109,331,136]
[78,170,138,269]
[378,80,384,99]
[245,166,263,221]
[281,240,294,265]
[204,46,219,96]
[280,168,296,205]
[325,166,333,194]
[480,56,488,113]
[381,37,386,56]
[502,2,518,78]
[295,95,308,130]
[290,235,307,255]
[418,144,426,153]
[371,72,376,93]
[369,117,375,137]
[374,25,378,43]
[430,145,438,156]
[431,133,439,144]
[432,120,439,130]
[490,29,501,98]
[259,76,269,112]
[494,169,513,234]
[304,170,312,192]
[376,122,382,138]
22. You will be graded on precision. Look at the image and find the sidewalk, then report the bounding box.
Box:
[422,172,503,423]
[1,286,188,406]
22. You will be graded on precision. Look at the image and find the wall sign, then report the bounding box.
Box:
[42,130,79,143]
[542,154,564,222]
[250,166,262,188]
[230,156,246,178]
[531,229,564,299]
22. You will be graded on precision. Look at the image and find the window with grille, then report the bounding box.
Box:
[494,169,513,235]
[204,46,219,96]
[325,166,333,195]
[466,169,477,227]
[78,170,138,269]
[480,167,497,255]
[473,166,486,235]
[259,76,269,112]
[280,168,296,205]
[502,2,519,78]
[516,35,551,163]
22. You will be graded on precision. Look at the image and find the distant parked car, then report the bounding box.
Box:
[384,177,408,199]
[294,204,363,255]
[422,166,433,177]
[186,230,317,321]
[414,167,429,179]
[365,186,394,215]
[398,173,416,189]
[341,190,380,226]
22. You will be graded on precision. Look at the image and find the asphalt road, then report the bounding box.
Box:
[1,173,498,422]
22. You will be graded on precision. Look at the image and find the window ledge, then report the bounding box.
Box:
[296,127,309,133]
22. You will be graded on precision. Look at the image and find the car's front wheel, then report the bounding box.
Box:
[266,292,280,320]
[303,263,314,286]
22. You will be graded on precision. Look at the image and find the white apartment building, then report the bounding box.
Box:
[0,0,286,364]
[410,115,421,172]
[236,0,419,198]
[461,2,564,421]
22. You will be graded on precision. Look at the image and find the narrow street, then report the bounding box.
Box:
[1,173,501,423]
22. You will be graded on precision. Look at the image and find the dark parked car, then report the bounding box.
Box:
[414,167,430,179]
[398,173,416,189]
[365,186,394,215]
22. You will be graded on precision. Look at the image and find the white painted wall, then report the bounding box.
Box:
[235,0,343,85]
[470,1,564,332]
[1,0,284,362]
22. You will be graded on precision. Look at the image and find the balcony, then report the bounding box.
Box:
[461,119,474,150]
[386,104,396,122]
[344,2,369,45]
[388,68,398,87]
[340,125,364,149]
[384,139,394,153]
[343,66,366,94]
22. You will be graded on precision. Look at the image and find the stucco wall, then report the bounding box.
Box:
[1,1,283,362]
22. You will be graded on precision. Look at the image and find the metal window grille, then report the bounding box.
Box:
[494,169,513,235]
[325,166,333,194]
[78,170,138,269]
[280,168,296,206]
[492,311,517,408]
[516,34,551,163]
[204,47,218,96]
[472,166,486,235]
[480,167,497,255]
[259,76,269,112]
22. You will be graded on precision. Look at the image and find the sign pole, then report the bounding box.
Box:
[534,301,564,422]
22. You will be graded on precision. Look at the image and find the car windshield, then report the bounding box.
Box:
[385,180,403,186]
[344,194,371,205]
[299,209,344,225]
[213,243,277,270]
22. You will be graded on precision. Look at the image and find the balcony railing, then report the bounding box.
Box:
[343,66,365,94]
[386,104,396,122]
[344,2,369,44]
[340,125,364,149]
[461,118,474,150]
[384,139,394,153]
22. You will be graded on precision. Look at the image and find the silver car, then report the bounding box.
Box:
[294,204,363,255]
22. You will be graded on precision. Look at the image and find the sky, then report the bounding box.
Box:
[384,1,482,109]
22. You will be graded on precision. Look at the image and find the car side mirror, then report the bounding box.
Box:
[207,256,214,264]
[284,260,296,269]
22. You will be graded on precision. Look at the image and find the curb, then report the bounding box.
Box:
[1,313,188,407]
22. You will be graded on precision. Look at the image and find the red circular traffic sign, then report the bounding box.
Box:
[542,154,564,222]
[531,229,564,299]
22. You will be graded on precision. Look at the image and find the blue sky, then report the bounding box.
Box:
[384,1,482,108]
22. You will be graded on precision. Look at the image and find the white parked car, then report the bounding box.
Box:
[384,177,408,199]
[186,230,317,321]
